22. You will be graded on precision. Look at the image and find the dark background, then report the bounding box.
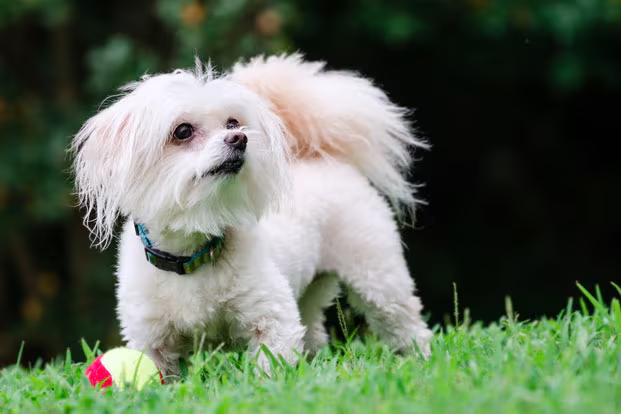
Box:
[1,0,620,367]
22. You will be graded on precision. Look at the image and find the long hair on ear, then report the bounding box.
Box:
[71,74,184,248]
[71,102,136,249]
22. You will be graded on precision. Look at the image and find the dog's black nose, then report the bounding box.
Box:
[224,132,248,151]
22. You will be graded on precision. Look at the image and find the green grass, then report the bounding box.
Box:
[1,284,620,413]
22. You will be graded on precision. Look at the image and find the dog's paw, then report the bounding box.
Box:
[392,327,432,360]
[409,327,433,360]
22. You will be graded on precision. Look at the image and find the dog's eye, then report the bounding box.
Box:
[173,123,194,140]
[226,118,240,129]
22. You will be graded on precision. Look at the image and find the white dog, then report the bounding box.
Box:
[72,54,432,376]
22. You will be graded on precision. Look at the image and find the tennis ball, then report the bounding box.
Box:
[85,347,164,390]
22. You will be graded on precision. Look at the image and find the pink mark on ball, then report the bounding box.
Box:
[85,355,113,388]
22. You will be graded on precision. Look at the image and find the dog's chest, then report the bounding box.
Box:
[180,310,246,351]
[153,271,250,345]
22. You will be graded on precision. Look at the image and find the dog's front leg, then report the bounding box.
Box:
[231,281,306,375]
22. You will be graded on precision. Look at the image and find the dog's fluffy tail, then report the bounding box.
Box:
[230,54,428,218]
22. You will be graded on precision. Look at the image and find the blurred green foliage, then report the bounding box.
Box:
[1,0,620,365]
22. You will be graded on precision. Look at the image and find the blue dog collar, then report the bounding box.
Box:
[134,223,224,275]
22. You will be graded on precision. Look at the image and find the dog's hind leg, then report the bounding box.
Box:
[321,200,432,358]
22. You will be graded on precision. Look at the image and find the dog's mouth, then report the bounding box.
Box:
[203,156,245,177]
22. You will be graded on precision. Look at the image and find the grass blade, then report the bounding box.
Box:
[579,297,588,315]
[576,282,607,316]
[596,285,604,305]
[335,297,349,340]
[179,357,189,378]
[80,339,92,361]
[65,348,72,374]
[453,282,460,327]
[16,342,25,367]
[611,298,621,334]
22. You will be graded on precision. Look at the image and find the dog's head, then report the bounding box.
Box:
[72,62,288,248]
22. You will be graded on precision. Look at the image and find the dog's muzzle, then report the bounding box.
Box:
[203,132,247,177]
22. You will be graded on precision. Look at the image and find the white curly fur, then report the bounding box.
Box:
[72,54,432,377]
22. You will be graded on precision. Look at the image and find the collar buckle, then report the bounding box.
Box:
[143,245,190,275]
[133,222,224,275]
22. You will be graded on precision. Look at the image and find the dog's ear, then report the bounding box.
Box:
[71,100,137,249]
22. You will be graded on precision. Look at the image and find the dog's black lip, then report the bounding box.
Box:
[203,156,245,177]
